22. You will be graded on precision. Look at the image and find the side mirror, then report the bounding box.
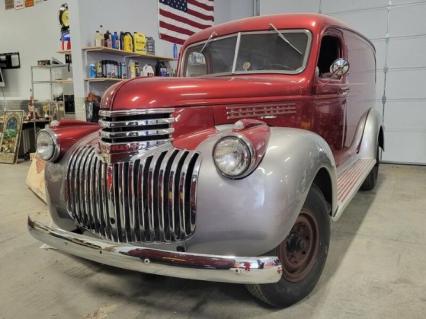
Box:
[330,58,349,78]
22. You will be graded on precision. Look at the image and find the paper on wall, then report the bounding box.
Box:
[14,0,25,9]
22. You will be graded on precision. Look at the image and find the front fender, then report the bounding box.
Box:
[186,127,336,256]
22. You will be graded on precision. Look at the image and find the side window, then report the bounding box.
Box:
[317,35,341,78]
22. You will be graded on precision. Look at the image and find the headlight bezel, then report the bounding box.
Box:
[36,129,60,162]
[212,134,256,179]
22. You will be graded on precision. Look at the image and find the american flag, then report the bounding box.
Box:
[159,0,214,45]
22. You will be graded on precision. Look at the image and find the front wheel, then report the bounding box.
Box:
[246,184,330,308]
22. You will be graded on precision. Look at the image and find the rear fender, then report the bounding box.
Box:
[187,127,337,256]
[358,108,384,159]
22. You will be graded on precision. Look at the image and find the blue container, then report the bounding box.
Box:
[173,43,178,59]
[89,64,96,78]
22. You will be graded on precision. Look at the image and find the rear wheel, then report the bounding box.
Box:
[246,184,330,308]
[361,143,381,191]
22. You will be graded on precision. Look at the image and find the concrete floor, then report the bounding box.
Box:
[0,163,425,319]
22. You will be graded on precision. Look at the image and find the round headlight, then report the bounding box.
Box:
[36,130,59,161]
[213,136,253,178]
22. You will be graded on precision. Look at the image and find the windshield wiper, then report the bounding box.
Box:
[269,23,302,55]
[199,31,217,53]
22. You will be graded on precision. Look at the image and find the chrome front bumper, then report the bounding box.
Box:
[28,217,282,284]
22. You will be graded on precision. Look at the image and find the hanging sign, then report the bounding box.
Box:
[0,110,25,164]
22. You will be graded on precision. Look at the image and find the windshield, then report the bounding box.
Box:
[183,29,311,77]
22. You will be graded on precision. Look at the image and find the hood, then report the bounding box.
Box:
[103,75,311,110]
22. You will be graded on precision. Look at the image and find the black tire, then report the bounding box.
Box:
[246,184,330,308]
[360,144,380,191]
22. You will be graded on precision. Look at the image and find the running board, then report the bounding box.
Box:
[333,159,376,221]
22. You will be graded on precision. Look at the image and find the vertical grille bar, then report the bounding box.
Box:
[128,161,136,242]
[94,158,104,237]
[147,153,160,241]
[83,149,94,228]
[158,150,176,241]
[121,162,130,241]
[167,151,185,240]
[66,145,200,243]
[77,146,91,223]
[137,158,146,241]
[71,146,86,223]
[190,156,201,233]
[178,154,192,238]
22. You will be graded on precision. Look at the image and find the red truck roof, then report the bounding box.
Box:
[184,13,350,47]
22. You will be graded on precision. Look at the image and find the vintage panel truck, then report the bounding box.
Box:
[29,13,383,307]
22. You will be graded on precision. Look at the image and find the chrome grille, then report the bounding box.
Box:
[98,109,175,154]
[66,144,201,243]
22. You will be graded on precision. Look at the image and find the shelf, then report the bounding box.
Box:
[82,46,175,61]
[33,79,73,84]
[57,49,71,54]
[32,64,69,69]
[85,78,124,82]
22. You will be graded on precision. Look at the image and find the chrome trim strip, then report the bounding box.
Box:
[100,128,174,139]
[99,118,175,129]
[99,108,175,117]
[99,139,172,154]
[28,217,282,284]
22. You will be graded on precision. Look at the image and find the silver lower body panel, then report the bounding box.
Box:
[28,217,282,284]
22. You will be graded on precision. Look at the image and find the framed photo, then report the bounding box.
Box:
[0,110,25,164]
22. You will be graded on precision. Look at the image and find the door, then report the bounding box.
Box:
[313,29,350,166]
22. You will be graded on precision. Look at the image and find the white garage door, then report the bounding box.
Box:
[260,0,426,164]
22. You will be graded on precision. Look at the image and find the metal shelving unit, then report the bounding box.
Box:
[30,64,73,143]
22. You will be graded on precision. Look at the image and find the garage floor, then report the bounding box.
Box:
[0,163,425,319]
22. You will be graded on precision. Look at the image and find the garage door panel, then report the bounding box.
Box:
[389,3,426,36]
[372,39,387,70]
[388,36,426,69]
[391,0,426,4]
[386,69,426,99]
[384,101,426,131]
[321,0,388,14]
[375,71,385,100]
[330,9,388,39]
[382,131,426,164]
[260,0,320,14]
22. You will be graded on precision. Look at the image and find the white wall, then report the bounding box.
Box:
[260,0,426,165]
[215,0,254,23]
[0,0,71,99]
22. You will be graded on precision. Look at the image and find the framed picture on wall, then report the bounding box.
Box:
[5,0,14,9]
[0,110,25,164]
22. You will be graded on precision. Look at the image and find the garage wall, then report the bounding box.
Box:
[261,0,426,165]
[0,0,71,100]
